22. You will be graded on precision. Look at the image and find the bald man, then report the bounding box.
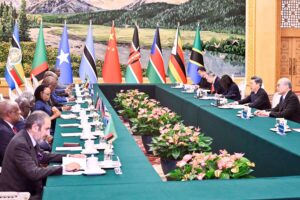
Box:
[0,100,21,165]
[255,78,300,123]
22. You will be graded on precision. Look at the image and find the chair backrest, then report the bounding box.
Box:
[272,92,281,108]
[238,79,247,99]
[0,192,30,200]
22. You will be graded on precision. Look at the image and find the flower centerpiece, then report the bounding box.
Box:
[113,89,150,121]
[130,106,181,153]
[150,123,213,174]
[168,150,255,181]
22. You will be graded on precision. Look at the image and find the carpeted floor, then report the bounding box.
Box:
[122,120,166,181]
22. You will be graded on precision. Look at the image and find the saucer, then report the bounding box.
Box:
[81,148,99,154]
[270,128,292,132]
[236,114,254,117]
[182,90,194,94]
[94,143,114,150]
[80,135,97,140]
[83,167,106,175]
[171,86,183,89]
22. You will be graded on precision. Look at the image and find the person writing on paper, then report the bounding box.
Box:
[0,111,84,200]
[197,67,212,90]
[219,75,241,101]
[255,78,300,123]
[231,76,271,110]
[206,71,224,94]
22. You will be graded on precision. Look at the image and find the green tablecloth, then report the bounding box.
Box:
[46,87,161,187]
[154,85,300,177]
[44,175,300,200]
[43,84,300,200]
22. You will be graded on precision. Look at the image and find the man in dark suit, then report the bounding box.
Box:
[0,100,21,165]
[206,71,224,94]
[0,111,83,199]
[197,67,212,90]
[14,97,32,131]
[255,78,300,123]
[233,76,271,110]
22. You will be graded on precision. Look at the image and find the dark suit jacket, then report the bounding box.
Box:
[198,77,212,90]
[238,88,271,110]
[223,83,241,101]
[212,76,224,94]
[0,129,64,199]
[269,90,300,123]
[14,118,26,132]
[0,119,15,166]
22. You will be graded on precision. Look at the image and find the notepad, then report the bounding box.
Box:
[56,147,82,151]
[293,128,300,132]
[59,123,80,128]
[61,114,78,119]
[61,133,82,137]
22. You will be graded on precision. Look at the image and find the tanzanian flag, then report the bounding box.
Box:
[5,21,25,90]
[146,26,166,83]
[125,25,143,83]
[31,22,49,81]
[167,26,187,84]
[187,25,203,84]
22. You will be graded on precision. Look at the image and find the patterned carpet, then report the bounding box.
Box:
[122,120,166,181]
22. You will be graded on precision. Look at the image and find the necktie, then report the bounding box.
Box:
[34,145,43,163]
[279,96,284,111]
[211,84,215,93]
[12,126,18,134]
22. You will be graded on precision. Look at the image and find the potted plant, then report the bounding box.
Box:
[168,150,255,181]
[151,123,213,174]
[113,89,149,121]
[131,106,181,154]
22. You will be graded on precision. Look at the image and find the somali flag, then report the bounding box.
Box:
[55,21,73,84]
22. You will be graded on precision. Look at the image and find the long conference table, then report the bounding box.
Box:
[43,84,300,199]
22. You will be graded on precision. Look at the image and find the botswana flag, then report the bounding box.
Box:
[79,21,98,84]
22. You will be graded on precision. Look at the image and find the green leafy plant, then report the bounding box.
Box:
[113,89,150,120]
[151,123,212,160]
[131,107,181,136]
[168,150,255,181]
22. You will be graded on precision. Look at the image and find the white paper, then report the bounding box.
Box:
[56,147,83,151]
[61,114,78,119]
[59,123,80,128]
[61,133,82,137]
[62,157,87,175]
[292,128,300,132]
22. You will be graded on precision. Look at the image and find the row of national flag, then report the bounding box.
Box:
[5,20,206,91]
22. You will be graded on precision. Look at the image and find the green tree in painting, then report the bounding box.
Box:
[19,0,30,41]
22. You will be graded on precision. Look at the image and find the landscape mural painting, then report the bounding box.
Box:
[0,0,245,79]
